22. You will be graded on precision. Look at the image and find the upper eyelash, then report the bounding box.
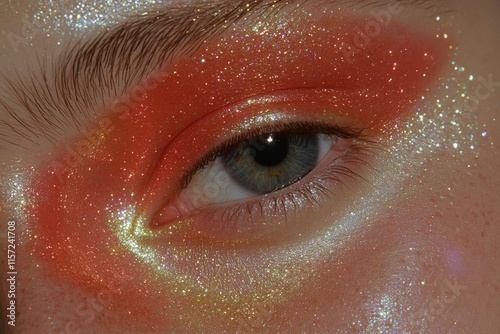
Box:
[179,121,368,191]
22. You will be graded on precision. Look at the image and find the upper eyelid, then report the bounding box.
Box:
[0,0,445,152]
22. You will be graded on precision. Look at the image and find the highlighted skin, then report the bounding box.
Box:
[30,10,448,331]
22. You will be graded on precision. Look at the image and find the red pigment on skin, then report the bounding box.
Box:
[29,13,449,330]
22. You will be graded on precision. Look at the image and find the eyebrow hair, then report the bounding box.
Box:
[0,0,444,151]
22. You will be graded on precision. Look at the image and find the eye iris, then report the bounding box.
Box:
[222,132,319,194]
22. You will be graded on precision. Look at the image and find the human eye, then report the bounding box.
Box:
[5,0,461,332]
[152,119,372,242]
[155,117,370,237]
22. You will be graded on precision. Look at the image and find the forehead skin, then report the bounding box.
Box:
[0,0,499,333]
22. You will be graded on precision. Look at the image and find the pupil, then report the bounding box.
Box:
[252,133,289,167]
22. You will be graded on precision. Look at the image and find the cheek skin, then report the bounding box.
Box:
[283,153,495,332]
[265,200,471,332]
[26,11,449,332]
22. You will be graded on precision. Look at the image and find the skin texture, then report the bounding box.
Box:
[0,0,499,333]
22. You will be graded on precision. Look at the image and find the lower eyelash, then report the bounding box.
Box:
[192,140,380,239]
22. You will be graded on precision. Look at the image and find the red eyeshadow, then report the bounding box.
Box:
[143,18,448,222]
[29,12,449,329]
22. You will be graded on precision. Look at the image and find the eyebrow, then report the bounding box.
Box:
[0,0,443,151]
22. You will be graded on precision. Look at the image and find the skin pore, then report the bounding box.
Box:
[0,0,499,333]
